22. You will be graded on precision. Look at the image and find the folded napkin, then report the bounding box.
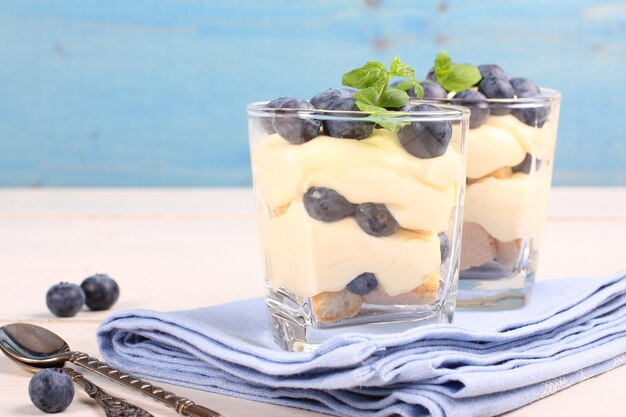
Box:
[98,270,626,417]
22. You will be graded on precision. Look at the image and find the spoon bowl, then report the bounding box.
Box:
[0,323,72,370]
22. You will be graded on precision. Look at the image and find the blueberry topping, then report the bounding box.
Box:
[355,203,399,237]
[510,77,540,96]
[478,64,508,80]
[29,369,74,413]
[398,104,452,159]
[419,81,448,99]
[81,274,120,311]
[259,97,290,134]
[46,283,85,317]
[511,91,550,128]
[272,99,321,144]
[310,88,353,109]
[346,272,378,295]
[478,76,515,115]
[321,98,374,139]
[512,153,543,174]
[452,89,489,129]
[303,187,356,222]
[439,233,450,263]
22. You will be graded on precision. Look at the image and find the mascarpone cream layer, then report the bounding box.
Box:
[464,169,552,242]
[252,129,463,233]
[259,201,441,297]
[467,115,556,179]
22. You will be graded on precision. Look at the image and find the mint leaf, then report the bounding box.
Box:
[342,62,387,89]
[434,51,451,79]
[412,81,424,100]
[438,63,481,92]
[394,80,413,91]
[353,87,380,106]
[379,87,409,108]
[432,51,481,92]
[389,56,415,80]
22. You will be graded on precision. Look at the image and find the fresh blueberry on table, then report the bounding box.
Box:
[355,203,399,237]
[478,64,508,80]
[398,104,452,159]
[46,283,85,317]
[321,98,374,140]
[346,273,378,295]
[510,77,541,97]
[272,98,321,144]
[511,91,550,128]
[310,88,353,109]
[260,97,290,134]
[29,369,74,413]
[419,81,448,99]
[512,153,543,174]
[439,233,451,263]
[452,89,489,129]
[81,274,120,311]
[478,76,515,115]
[425,67,436,82]
[303,187,356,222]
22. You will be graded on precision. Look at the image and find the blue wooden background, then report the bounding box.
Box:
[1,0,625,186]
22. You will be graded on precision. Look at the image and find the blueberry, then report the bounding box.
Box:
[346,272,378,295]
[398,104,452,159]
[478,76,515,115]
[511,91,550,128]
[259,97,290,134]
[512,153,543,174]
[272,99,321,144]
[478,64,508,80]
[439,233,450,263]
[29,369,74,413]
[452,89,489,129]
[46,283,85,317]
[355,203,399,237]
[310,88,353,109]
[510,77,540,96]
[81,274,120,311]
[425,67,437,81]
[420,81,448,99]
[303,187,356,222]
[321,98,374,139]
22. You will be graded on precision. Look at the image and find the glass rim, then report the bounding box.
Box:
[247,101,470,123]
[416,87,561,108]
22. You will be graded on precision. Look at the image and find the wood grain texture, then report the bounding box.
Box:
[0,187,625,416]
[0,1,625,187]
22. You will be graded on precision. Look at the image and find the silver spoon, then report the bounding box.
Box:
[0,323,222,417]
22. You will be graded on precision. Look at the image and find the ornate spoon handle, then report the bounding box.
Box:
[62,367,153,417]
[69,352,222,417]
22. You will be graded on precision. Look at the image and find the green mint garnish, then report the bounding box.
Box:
[433,50,481,93]
[342,56,421,132]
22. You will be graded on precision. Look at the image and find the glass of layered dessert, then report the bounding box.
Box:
[414,52,562,308]
[247,58,468,351]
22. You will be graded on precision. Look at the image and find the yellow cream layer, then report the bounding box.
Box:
[464,169,552,243]
[252,129,463,233]
[259,201,441,297]
[467,115,556,179]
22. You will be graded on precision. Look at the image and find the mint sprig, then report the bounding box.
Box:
[342,56,421,132]
[432,51,481,93]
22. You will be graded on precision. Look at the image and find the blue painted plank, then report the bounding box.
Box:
[0,0,625,186]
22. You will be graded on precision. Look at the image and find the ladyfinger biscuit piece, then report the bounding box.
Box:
[495,239,522,267]
[311,289,363,323]
[467,166,513,185]
[460,222,496,270]
[363,273,440,305]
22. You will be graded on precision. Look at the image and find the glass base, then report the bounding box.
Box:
[457,239,538,309]
[266,285,456,352]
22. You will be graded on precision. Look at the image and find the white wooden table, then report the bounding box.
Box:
[1,188,625,417]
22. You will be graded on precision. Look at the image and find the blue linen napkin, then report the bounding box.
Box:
[97,270,626,417]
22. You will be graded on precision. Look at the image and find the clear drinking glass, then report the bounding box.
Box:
[247,102,469,351]
[447,89,561,308]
